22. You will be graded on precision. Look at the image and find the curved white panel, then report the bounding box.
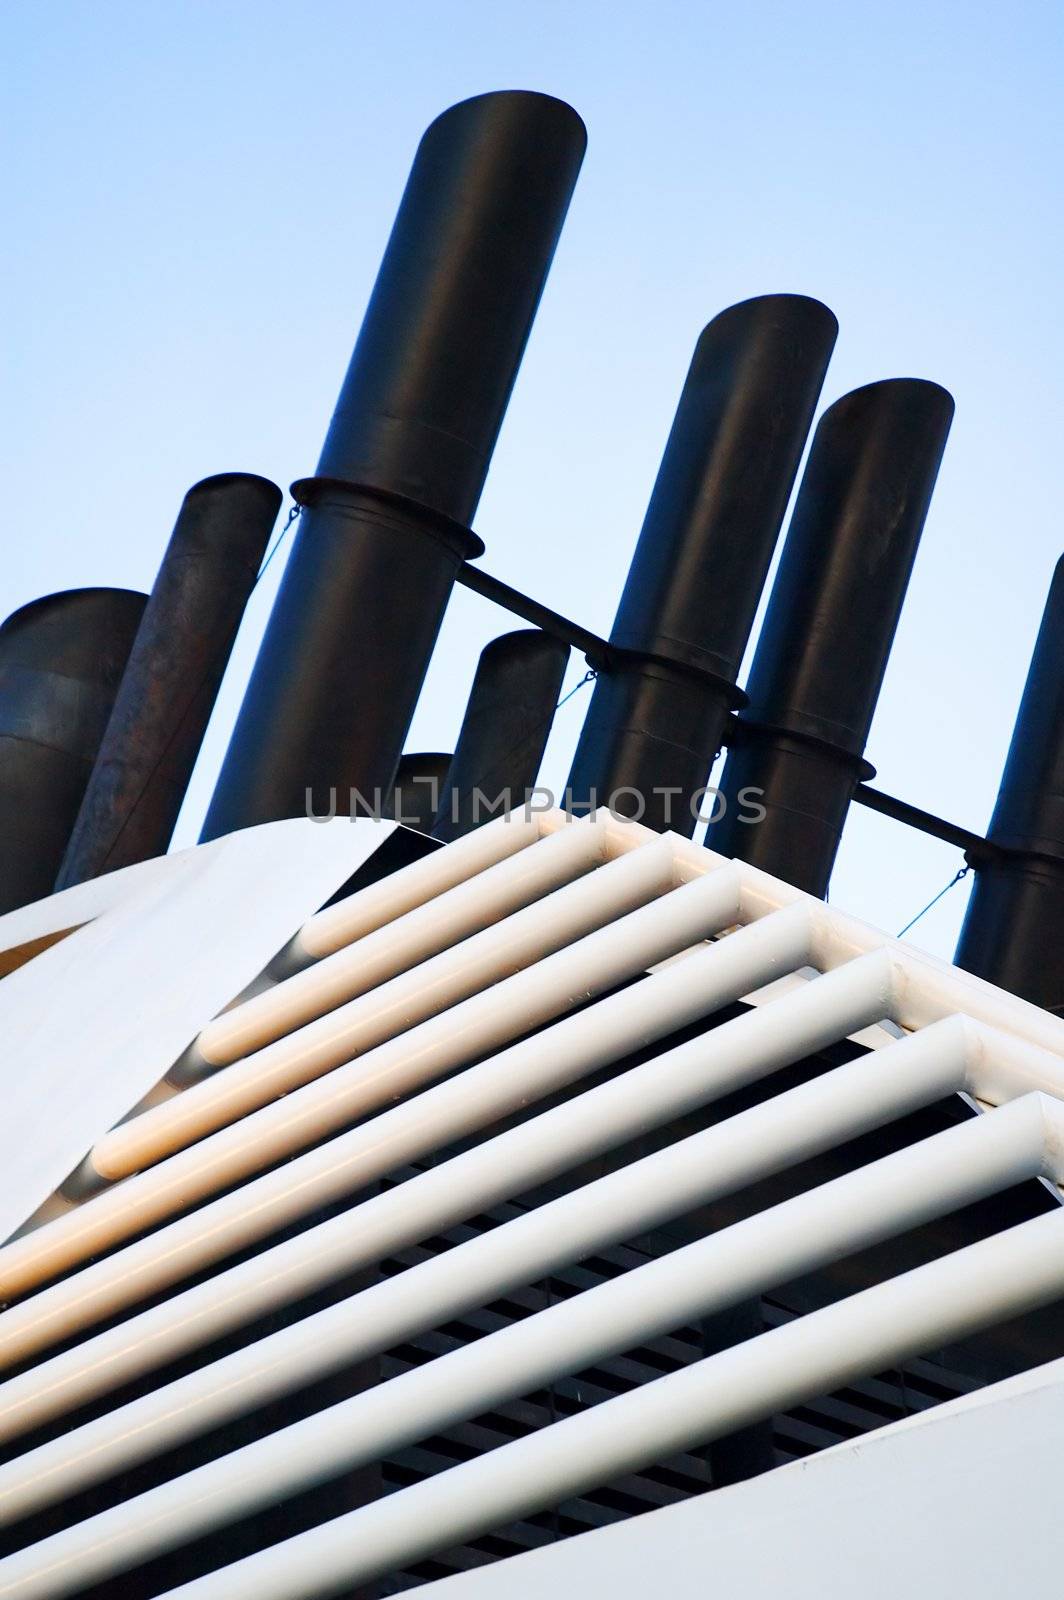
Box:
[0,817,396,1242]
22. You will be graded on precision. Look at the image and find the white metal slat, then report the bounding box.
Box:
[0,1013,1056,1526]
[7,811,1061,1290]
[1,1091,1062,1597]
[0,986,957,1443]
[0,903,849,1370]
[93,823,677,1179]
[179,810,624,1075]
[0,817,399,1243]
[5,815,1064,1599]
[185,1207,1064,1600]
[0,851,749,1304]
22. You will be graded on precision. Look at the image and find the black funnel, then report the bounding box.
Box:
[567,295,838,833]
[389,752,453,833]
[0,588,147,913]
[955,557,1064,1008]
[202,92,586,841]
[713,379,954,894]
[433,629,569,841]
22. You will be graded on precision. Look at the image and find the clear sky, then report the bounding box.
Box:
[4,0,1062,957]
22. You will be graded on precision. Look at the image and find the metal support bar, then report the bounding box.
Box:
[852,781,1001,864]
[355,557,1018,870]
[455,563,613,666]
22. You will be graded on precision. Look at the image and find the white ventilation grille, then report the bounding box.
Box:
[1,810,1063,1599]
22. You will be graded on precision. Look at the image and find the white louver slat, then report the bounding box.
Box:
[0,816,400,1241]
[1,810,1063,1600]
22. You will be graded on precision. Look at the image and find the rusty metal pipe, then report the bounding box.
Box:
[56,474,281,887]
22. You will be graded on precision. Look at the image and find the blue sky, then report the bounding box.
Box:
[4,0,1062,956]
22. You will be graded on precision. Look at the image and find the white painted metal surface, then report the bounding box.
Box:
[165,1214,1064,1600]
[1,809,1064,1599]
[93,817,667,1173]
[1,1084,1059,1559]
[9,1198,1063,1600]
[183,807,585,1071]
[0,817,397,1242]
[411,1354,1064,1600]
[0,834,727,1304]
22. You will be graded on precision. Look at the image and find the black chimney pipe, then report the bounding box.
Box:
[0,588,148,914]
[56,474,282,888]
[954,558,1064,1009]
[389,751,453,833]
[201,92,586,842]
[711,379,954,895]
[432,629,569,842]
[566,295,838,834]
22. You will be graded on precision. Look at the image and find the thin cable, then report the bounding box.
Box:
[256,503,301,582]
[896,863,970,939]
[555,667,597,709]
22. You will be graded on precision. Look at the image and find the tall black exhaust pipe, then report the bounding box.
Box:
[433,629,569,841]
[566,295,838,833]
[954,558,1064,1009]
[56,474,282,888]
[201,92,586,841]
[711,379,954,894]
[0,589,147,914]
